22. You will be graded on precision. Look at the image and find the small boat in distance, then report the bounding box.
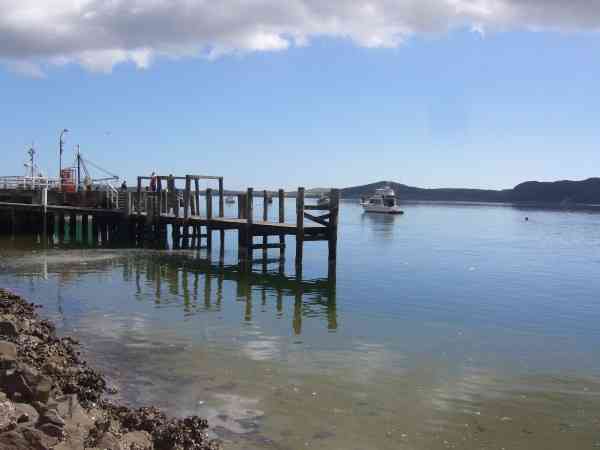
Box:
[317,193,330,206]
[360,186,404,214]
[225,196,236,204]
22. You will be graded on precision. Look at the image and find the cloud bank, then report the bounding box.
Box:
[1,0,599,75]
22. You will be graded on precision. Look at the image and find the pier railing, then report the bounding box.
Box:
[0,176,60,191]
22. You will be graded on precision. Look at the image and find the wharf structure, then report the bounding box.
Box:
[0,174,340,276]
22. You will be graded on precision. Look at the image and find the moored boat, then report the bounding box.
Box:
[317,193,330,206]
[360,185,404,214]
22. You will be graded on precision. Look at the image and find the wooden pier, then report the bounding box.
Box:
[0,174,340,276]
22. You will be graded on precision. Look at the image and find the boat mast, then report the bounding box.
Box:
[76,144,81,192]
[27,143,35,178]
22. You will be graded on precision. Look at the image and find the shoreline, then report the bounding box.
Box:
[0,288,221,450]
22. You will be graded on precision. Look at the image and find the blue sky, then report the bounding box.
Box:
[2,5,600,190]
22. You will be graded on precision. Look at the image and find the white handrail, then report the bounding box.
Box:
[0,176,60,190]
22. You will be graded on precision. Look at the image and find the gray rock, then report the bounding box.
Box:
[0,341,17,370]
[31,401,45,413]
[0,395,16,429]
[38,421,65,438]
[33,375,52,403]
[121,430,154,450]
[0,316,18,337]
[22,425,60,448]
[96,431,122,450]
[14,402,39,425]
[16,367,53,403]
[0,430,29,450]
[41,408,65,427]
[56,394,94,431]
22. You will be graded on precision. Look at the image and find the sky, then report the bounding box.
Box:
[2,0,600,191]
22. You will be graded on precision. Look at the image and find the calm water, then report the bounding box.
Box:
[2,200,600,449]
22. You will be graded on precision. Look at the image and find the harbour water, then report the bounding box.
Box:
[2,200,600,449]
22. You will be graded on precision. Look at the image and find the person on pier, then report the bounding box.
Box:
[149,172,157,192]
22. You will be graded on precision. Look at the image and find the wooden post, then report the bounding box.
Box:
[47,212,55,239]
[278,189,285,260]
[95,217,101,244]
[219,230,225,264]
[246,188,254,225]
[92,216,98,246]
[184,176,191,220]
[183,176,191,243]
[327,189,340,265]
[172,223,179,249]
[295,187,305,270]
[98,218,104,245]
[69,213,77,241]
[157,178,164,215]
[237,194,245,219]
[262,190,268,259]
[194,179,200,217]
[237,194,245,252]
[82,214,89,244]
[174,182,180,218]
[206,188,213,219]
[39,188,47,245]
[136,177,142,215]
[190,179,196,216]
[58,213,65,242]
[245,188,253,261]
[206,188,213,252]
[218,177,225,250]
[218,177,224,217]
[328,188,340,279]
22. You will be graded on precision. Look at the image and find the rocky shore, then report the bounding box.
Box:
[0,288,222,450]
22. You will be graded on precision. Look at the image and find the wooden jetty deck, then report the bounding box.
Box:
[0,173,340,276]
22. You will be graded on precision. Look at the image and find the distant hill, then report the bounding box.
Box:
[339,178,600,204]
[305,187,330,196]
[510,178,600,203]
[341,181,510,202]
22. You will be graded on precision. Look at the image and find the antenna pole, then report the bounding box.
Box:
[77,145,81,192]
[59,128,69,192]
[28,143,35,178]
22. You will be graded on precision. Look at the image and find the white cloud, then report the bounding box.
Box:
[1,0,599,75]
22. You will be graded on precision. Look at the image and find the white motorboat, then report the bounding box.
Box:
[317,193,330,206]
[360,186,404,214]
[225,196,236,204]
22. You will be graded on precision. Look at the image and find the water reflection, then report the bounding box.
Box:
[3,249,338,336]
[360,212,399,240]
[125,254,338,334]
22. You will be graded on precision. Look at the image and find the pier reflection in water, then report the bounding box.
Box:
[0,243,338,338]
[123,254,337,334]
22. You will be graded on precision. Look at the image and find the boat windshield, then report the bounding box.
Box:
[384,198,395,207]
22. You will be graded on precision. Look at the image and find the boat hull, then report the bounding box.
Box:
[361,204,404,214]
